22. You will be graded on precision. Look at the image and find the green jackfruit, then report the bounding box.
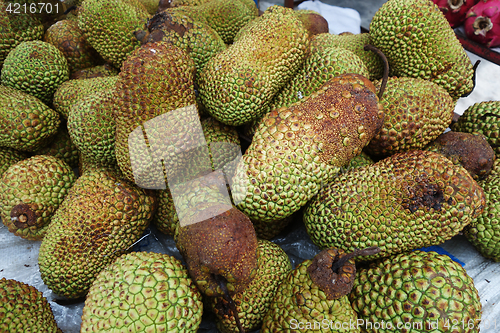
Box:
[0,278,62,333]
[350,251,482,333]
[70,64,119,80]
[342,151,373,171]
[199,5,309,126]
[365,77,455,158]
[38,169,156,298]
[0,147,28,177]
[80,251,203,332]
[78,0,150,68]
[231,73,384,223]
[369,0,474,99]
[34,123,79,169]
[310,33,384,80]
[304,150,486,261]
[0,155,75,240]
[451,101,500,156]
[1,40,69,104]
[211,239,291,333]
[464,174,500,261]
[0,84,60,152]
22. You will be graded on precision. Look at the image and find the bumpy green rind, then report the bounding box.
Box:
[365,77,455,157]
[78,0,151,68]
[350,251,482,333]
[0,85,60,152]
[231,74,384,222]
[342,151,373,172]
[451,101,500,156]
[0,147,28,177]
[70,64,119,80]
[212,239,292,333]
[34,123,80,168]
[38,169,156,298]
[261,258,360,332]
[1,40,69,104]
[310,33,384,80]
[0,155,75,240]
[0,278,62,333]
[199,5,309,126]
[465,175,500,261]
[369,0,473,99]
[304,150,486,261]
[80,252,203,332]
[52,76,118,119]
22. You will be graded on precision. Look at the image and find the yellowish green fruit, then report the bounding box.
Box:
[0,147,28,177]
[34,123,80,168]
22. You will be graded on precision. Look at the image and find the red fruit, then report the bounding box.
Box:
[465,0,500,47]
[433,0,480,27]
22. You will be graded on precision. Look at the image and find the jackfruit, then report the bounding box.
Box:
[231,73,384,223]
[70,63,119,80]
[1,40,69,104]
[294,9,329,36]
[199,5,309,126]
[0,147,28,177]
[80,251,203,332]
[38,169,157,298]
[369,0,474,99]
[0,84,60,152]
[350,251,482,332]
[0,278,62,332]
[34,123,79,169]
[365,76,455,158]
[304,150,486,261]
[0,155,75,240]
[78,0,151,68]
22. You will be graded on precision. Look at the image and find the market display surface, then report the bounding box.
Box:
[1,0,500,332]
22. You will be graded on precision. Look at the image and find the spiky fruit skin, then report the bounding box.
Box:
[38,169,156,298]
[342,151,373,171]
[310,33,384,80]
[465,0,500,48]
[1,40,69,104]
[425,131,495,180]
[70,63,119,80]
[211,239,292,333]
[261,258,360,332]
[68,88,116,165]
[0,3,44,65]
[451,101,500,156]
[365,77,455,158]
[304,150,486,261]
[80,252,203,332]
[370,0,474,99]
[0,155,75,240]
[0,147,28,177]
[0,85,60,152]
[34,124,79,169]
[350,251,482,333]
[52,76,118,119]
[464,174,500,261]
[199,5,309,126]
[44,19,101,74]
[78,0,151,68]
[231,73,384,222]
[250,214,294,240]
[0,278,62,333]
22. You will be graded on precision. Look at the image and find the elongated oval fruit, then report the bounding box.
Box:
[304,150,486,261]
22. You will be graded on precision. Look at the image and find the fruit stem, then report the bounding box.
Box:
[363,44,389,100]
[214,274,245,333]
[461,60,480,98]
[331,246,380,273]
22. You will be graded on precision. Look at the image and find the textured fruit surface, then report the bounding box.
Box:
[78,0,151,68]
[1,40,69,104]
[0,278,61,333]
[70,63,119,80]
[38,169,156,298]
[80,251,203,332]
[342,151,373,171]
[310,32,384,80]
[199,5,309,126]
[304,150,486,261]
[294,9,329,36]
[231,73,384,222]
[0,85,60,152]
[350,251,482,333]
[451,101,500,155]
[465,174,500,261]
[0,155,75,240]
[211,239,291,333]
[433,0,479,27]
[370,0,474,99]
[0,147,28,177]
[365,77,455,157]
[425,131,495,180]
[34,123,79,168]
[261,257,360,332]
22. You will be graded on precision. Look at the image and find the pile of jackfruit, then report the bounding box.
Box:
[0,0,499,331]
